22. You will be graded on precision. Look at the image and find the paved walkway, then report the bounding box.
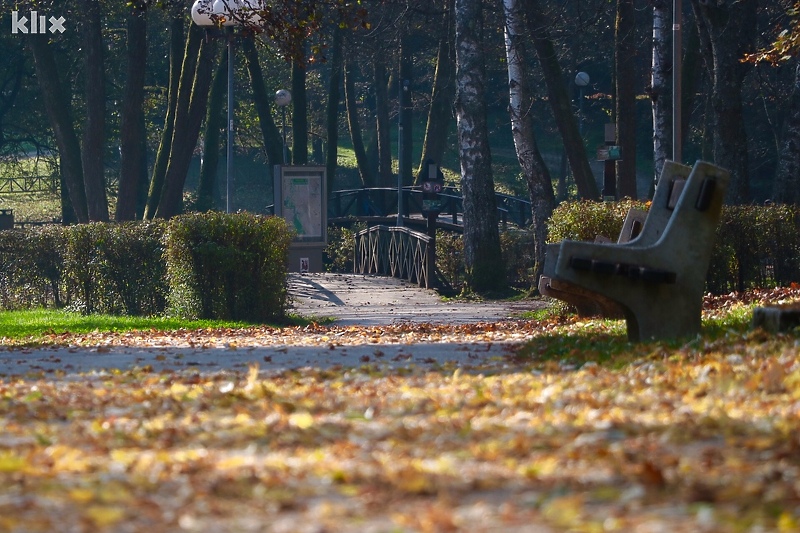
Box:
[288,273,546,325]
[0,274,547,377]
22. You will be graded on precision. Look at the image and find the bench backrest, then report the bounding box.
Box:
[627,160,692,246]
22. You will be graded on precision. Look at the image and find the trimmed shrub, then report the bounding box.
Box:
[547,199,647,243]
[0,226,66,310]
[164,212,293,321]
[62,221,168,315]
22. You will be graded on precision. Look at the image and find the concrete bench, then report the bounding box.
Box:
[540,160,729,341]
[539,161,692,318]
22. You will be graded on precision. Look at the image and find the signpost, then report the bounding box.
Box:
[598,123,620,201]
[273,165,327,273]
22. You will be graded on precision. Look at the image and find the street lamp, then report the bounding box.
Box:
[575,71,590,136]
[673,0,682,164]
[275,89,291,164]
[192,0,257,213]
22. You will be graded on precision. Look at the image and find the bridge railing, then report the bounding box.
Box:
[354,225,432,288]
[330,186,532,228]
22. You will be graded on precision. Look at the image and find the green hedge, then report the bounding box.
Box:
[0,214,293,320]
[548,201,800,294]
[0,222,167,314]
[164,212,293,321]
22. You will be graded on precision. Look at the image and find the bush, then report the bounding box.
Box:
[0,226,66,310]
[62,221,168,315]
[164,212,293,321]
[547,199,647,243]
[324,221,366,273]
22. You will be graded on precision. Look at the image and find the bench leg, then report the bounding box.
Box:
[622,296,702,342]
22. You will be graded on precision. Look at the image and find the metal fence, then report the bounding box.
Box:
[354,225,433,288]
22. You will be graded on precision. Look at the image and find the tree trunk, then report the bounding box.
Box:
[650,0,672,185]
[400,36,413,187]
[417,0,456,180]
[374,55,393,187]
[615,0,637,199]
[773,61,800,204]
[155,33,218,219]
[455,0,505,293]
[503,0,555,290]
[691,0,756,204]
[291,55,308,164]
[344,61,374,187]
[524,0,599,200]
[242,37,283,168]
[117,5,148,221]
[145,15,188,219]
[197,52,228,212]
[81,0,109,221]
[325,26,344,191]
[28,35,89,223]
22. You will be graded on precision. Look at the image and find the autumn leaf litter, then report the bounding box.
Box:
[2,288,800,531]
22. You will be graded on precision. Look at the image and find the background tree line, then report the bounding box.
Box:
[1,0,799,292]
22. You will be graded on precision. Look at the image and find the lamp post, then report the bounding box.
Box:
[192,0,260,213]
[275,89,291,164]
[673,0,682,164]
[575,71,590,136]
[397,79,409,227]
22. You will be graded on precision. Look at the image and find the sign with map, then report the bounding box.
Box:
[276,166,327,245]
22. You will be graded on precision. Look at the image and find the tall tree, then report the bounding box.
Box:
[154,29,218,219]
[691,0,756,203]
[416,0,456,180]
[196,52,228,212]
[650,0,672,184]
[145,14,188,219]
[615,0,637,199]
[524,0,599,200]
[503,0,555,289]
[28,35,89,223]
[81,0,109,221]
[325,25,344,191]
[454,0,505,293]
[773,60,800,204]
[116,3,148,221]
[241,37,283,167]
[344,60,374,187]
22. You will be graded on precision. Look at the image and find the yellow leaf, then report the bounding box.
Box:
[68,488,95,504]
[85,505,126,527]
[778,511,799,532]
[0,451,26,473]
[289,411,314,429]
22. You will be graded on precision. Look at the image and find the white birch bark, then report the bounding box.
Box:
[454,0,505,291]
[503,0,554,286]
[651,0,672,186]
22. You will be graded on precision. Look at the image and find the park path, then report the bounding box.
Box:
[287,272,546,325]
[0,274,547,378]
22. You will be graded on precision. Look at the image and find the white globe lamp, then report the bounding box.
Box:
[191,0,214,26]
[275,89,292,107]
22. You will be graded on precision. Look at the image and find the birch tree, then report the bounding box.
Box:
[454,0,505,292]
[650,0,672,184]
[503,0,554,288]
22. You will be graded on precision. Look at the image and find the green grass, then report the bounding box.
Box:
[514,303,759,369]
[0,309,283,343]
